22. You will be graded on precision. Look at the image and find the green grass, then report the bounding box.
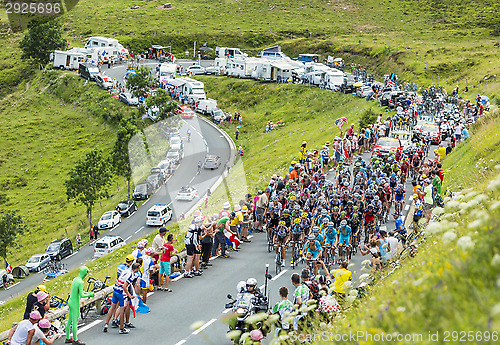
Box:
[0,70,139,265]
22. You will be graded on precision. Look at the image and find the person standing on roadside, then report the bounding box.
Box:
[200,216,216,269]
[159,234,177,292]
[152,227,168,264]
[421,179,434,222]
[23,285,47,320]
[184,217,204,278]
[255,188,270,232]
[212,216,234,258]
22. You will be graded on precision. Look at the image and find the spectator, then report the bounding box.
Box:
[31,319,57,345]
[212,216,233,258]
[30,291,50,319]
[152,227,168,263]
[200,216,216,269]
[385,231,399,260]
[8,311,41,345]
[23,285,46,320]
[271,286,294,332]
[183,217,204,278]
[159,234,177,292]
[330,261,352,300]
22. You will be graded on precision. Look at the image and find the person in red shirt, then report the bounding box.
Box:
[437,163,444,183]
[159,234,178,292]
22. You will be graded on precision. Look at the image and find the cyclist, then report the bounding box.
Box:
[394,184,406,214]
[303,234,322,276]
[337,220,352,263]
[393,212,407,245]
[363,204,376,244]
[350,207,363,250]
[187,129,191,142]
[197,160,202,173]
[300,211,312,237]
[273,220,289,267]
[290,217,303,266]
[323,222,337,265]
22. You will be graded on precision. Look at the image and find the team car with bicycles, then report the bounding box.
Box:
[372,137,403,157]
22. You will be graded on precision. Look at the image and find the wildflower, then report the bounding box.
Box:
[473,194,488,203]
[467,219,482,229]
[359,273,370,282]
[346,295,356,304]
[489,200,500,211]
[491,254,500,268]
[442,231,457,243]
[445,200,460,209]
[349,289,358,297]
[396,307,406,313]
[456,236,474,251]
[491,303,500,317]
[431,207,445,216]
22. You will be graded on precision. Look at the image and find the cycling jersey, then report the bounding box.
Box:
[272,299,294,329]
[324,228,337,244]
[276,225,289,238]
[291,224,303,235]
[293,285,310,305]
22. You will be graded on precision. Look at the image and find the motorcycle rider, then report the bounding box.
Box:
[239,278,264,299]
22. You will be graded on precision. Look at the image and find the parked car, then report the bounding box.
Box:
[119,92,139,106]
[146,173,162,189]
[115,200,137,217]
[94,235,126,257]
[45,238,73,261]
[78,63,100,81]
[0,269,14,288]
[186,65,206,75]
[372,137,403,157]
[176,186,198,201]
[356,85,373,98]
[25,253,51,272]
[95,75,113,90]
[169,136,183,151]
[166,150,182,165]
[150,167,166,184]
[145,204,173,226]
[204,66,219,75]
[97,210,122,230]
[133,182,154,200]
[156,160,172,179]
[175,105,196,119]
[203,155,222,169]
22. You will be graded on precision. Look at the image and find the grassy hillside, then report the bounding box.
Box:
[0,70,138,265]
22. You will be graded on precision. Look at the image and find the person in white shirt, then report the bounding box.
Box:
[30,319,57,345]
[9,311,41,345]
[385,231,399,260]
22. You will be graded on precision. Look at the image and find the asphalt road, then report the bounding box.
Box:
[0,115,231,303]
[47,140,435,345]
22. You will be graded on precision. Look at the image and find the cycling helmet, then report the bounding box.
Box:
[340,220,347,226]
[271,195,278,202]
[347,200,354,205]
[294,205,300,210]
[312,226,320,233]
[321,209,327,215]
[343,182,349,187]
[301,212,308,218]
[384,183,389,188]
[294,218,301,224]
[368,204,374,208]
[317,275,327,285]
[374,195,380,201]
[289,195,296,201]
[333,206,339,211]
[283,209,290,215]
[246,278,257,287]
[278,220,286,226]
[303,188,310,193]
[308,234,316,240]
[340,211,346,216]
[327,221,334,228]
[353,206,358,211]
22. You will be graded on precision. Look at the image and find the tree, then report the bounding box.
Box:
[65,149,112,229]
[126,66,154,99]
[146,88,177,120]
[0,211,28,261]
[19,17,66,65]
[112,117,139,200]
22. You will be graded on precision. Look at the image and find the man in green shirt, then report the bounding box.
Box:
[211,216,233,258]
[431,170,441,195]
[272,286,294,332]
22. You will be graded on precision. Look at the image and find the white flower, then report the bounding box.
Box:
[413,278,424,286]
[361,259,372,266]
[443,196,451,203]
[457,236,474,251]
[473,194,488,203]
[491,254,500,268]
[431,207,445,216]
[490,200,500,211]
[491,303,500,317]
[468,219,483,229]
[397,307,406,313]
[349,289,358,297]
[465,191,478,200]
[359,273,370,282]
[442,231,457,243]
[445,200,460,209]
[455,194,465,201]
[427,222,444,235]
[342,281,353,290]
[346,295,356,304]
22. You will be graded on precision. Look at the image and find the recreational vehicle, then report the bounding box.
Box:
[159,62,177,84]
[51,48,96,70]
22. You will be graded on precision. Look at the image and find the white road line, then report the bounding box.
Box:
[143,198,151,205]
[6,282,20,290]
[66,252,77,260]
[247,235,253,239]
[203,139,208,146]
[192,318,217,335]
[125,235,132,242]
[77,320,102,334]
[147,292,154,297]
[135,226,144,234]
[408,196,413,201]
[174,340,187,345]
[404,205,410,211]
[272,269,288,281]
[167,201,173,206]
[127,211,136,219]
[209,255,219,261]
[222,308,232,314]
[189,176,196,183]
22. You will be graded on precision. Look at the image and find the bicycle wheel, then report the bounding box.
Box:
[275,252,281,275]
[80,304,91,320]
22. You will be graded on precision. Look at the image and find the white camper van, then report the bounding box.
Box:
[52,48,96,70]
[177,77,206,104]
[159,62,177,84]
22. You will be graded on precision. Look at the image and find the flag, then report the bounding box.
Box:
[137,297,150,314]
[334,117,348,131]
[327,56,334,63]
[5,260,12,273]
[387,80,396,88]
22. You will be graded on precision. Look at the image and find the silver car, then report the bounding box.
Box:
[203,155,221,170]
[26,253,51,272]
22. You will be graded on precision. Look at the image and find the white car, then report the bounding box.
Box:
[94,235,125,257]
[175,186,198,201]
[98,210,122,230]
[26,253,51,272]
[157,160,172,178]
[169,136,182,151]
[356,85,373,98]
[186,65,206,75]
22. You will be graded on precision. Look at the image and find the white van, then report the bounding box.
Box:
[146,204,173,226]
[94,235,125,257]
[195,98,217,115]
